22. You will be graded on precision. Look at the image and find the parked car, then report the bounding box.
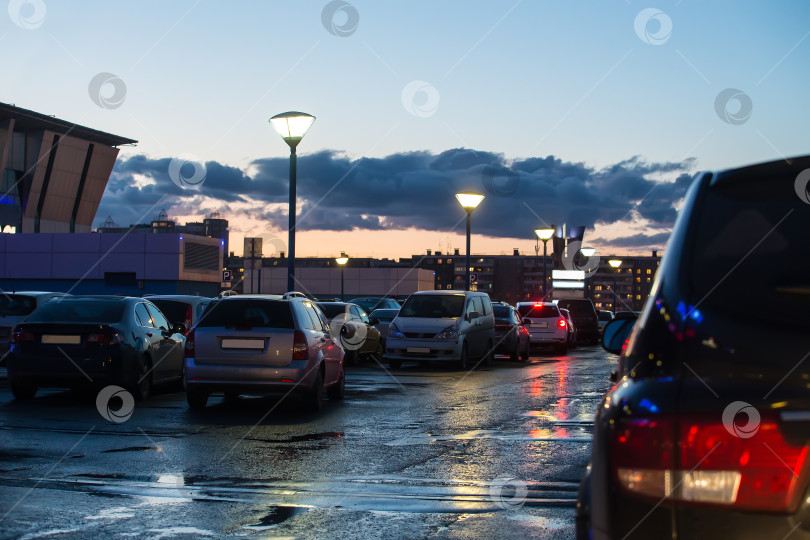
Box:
[386,291,495,370]
[184,295,344,410]
[316,302,384,364]
[7,296,185,400]
[0,291,70,362]
[368,308,399,347]
[492,303,529,361]
[145,295,212,335]
[577,155,810,539]
[516,302,568,355]
[351,297,402,313]
[556,298,599,344]
[596,309,614,333]
[559,308,578,349]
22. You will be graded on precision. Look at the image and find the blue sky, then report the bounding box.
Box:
[3,1,809,257]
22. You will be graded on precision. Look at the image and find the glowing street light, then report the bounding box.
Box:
[534,227,555,300]
[455,193,485,291]
[608,259,622,313]
[336,254,349,300]
[269,111,316,292]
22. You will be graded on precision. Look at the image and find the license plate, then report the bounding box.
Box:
[536,322,548,328]
[42,334,81,345]
[221,338,265,349]
[407,347,430,354]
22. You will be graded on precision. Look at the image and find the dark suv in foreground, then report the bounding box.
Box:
[557,298,599,344]
[577,155,810,539]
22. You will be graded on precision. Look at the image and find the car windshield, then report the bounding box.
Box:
[518,304,559,318]
[0,295,38,317]
[316,304,350,319]
[198,299,294,329]
[398,295,465,318]
[598,311,614,321]
[692,178,810,327]
[25,299,125,323]
[148,300,190,323]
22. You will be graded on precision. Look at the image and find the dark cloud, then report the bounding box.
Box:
[96,149,696,248]
[593,232,672,249]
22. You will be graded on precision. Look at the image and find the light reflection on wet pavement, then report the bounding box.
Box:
[0,346,616,538]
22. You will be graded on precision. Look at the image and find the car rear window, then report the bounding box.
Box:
[148,300,189,322]
[557,301,595,315]
[0,295,38,316]
[518,304,559,318]
[691,178,810,326]
[316,304,349,319]
[26,300,125,323]
[493,305,511,317]
[197,299,294,329]
[370,309,398,322]
[399,295,465,318]
[598,311,614,321]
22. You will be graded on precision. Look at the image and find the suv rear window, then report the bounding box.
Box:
[518,304,559,318]
[557,300,595,316]
[493,305,512,318]
[316,304,349,319]
[691,180,810,326]
[148,300,189,323]
[0,295,37,316]
[197,299,294,329]
[26,300,125,323]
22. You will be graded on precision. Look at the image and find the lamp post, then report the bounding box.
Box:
[455,193,485,291]
[608,259,622,313]
[336,254,349,301]
[534,227,555,300]
[269,111,316,292]
[580,247,597,301]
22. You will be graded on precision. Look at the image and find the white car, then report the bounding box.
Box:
[516,302,569,355]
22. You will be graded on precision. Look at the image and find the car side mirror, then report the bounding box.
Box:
[522,318,531,327]
[467,311,480,321]
[602,318,637,354]
[340,324,356,339]
[173,323,187,335]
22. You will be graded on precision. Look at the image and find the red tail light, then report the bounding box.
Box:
[183,305,192,335]
[292,330,308,360]
[613,414,809,512]
[184,329,195,358]
[557,318,566,328]
[10,331,34,344]
[87,333,124,345]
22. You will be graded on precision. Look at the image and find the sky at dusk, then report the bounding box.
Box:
[3,1,809,258]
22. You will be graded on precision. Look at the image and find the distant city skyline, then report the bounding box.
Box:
[5,1,809,257]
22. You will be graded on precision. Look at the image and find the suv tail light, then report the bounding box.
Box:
[558,318,566,328]
[10,331,34,344]
[184,329,195,358]
[613,415,809,512]
[292,330,308,360]
[183,305,192,335]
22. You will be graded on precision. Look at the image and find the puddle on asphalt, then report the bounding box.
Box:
[245,432,344,444]
[242,505,309,531]
[101,446,157,454]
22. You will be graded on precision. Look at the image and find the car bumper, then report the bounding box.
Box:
[6,351,128,387]
[184,357,319,394]
[385,337,461,362]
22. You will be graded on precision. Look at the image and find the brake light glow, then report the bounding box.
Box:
[87,333,125,345]
[613,415,809,512]
[558,318,566,328]
[292,330,308,360]
[10,331,34,344]
[184,305,193,335]
[184,329,195,358]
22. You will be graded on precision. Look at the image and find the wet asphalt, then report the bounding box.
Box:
[0,345,616,539]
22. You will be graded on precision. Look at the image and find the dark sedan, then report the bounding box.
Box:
[316,302,383,364]
[7,296,185,400]
[493,304,529,361]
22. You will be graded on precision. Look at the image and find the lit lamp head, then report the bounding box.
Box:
[534,228,555,241]
[580,247,597,257]
[455,193,485,211]
[269,111,316,149]
[336,256,349,265]
[608,259,622,269]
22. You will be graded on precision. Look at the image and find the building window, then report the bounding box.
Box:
[646,277,651,283]
[646,269,652,274]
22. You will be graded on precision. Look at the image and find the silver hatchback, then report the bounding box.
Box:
[183,295,345,410]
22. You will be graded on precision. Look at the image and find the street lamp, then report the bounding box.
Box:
[608,259,622,313]
[579,247,597,301]
[455,193,485,291]
[269,111,316,292]
[534,227,555,300]
[336,254,349,301]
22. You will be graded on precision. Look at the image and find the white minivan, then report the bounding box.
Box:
[385,291,495,369]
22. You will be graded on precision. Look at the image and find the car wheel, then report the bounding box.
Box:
[132,356,152,401]
[307,368,325,412]
[327,369,345,400]
[389,359,402,370]
[10,382,37,400]
[458,343,469,370]
[187,388,208,409]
